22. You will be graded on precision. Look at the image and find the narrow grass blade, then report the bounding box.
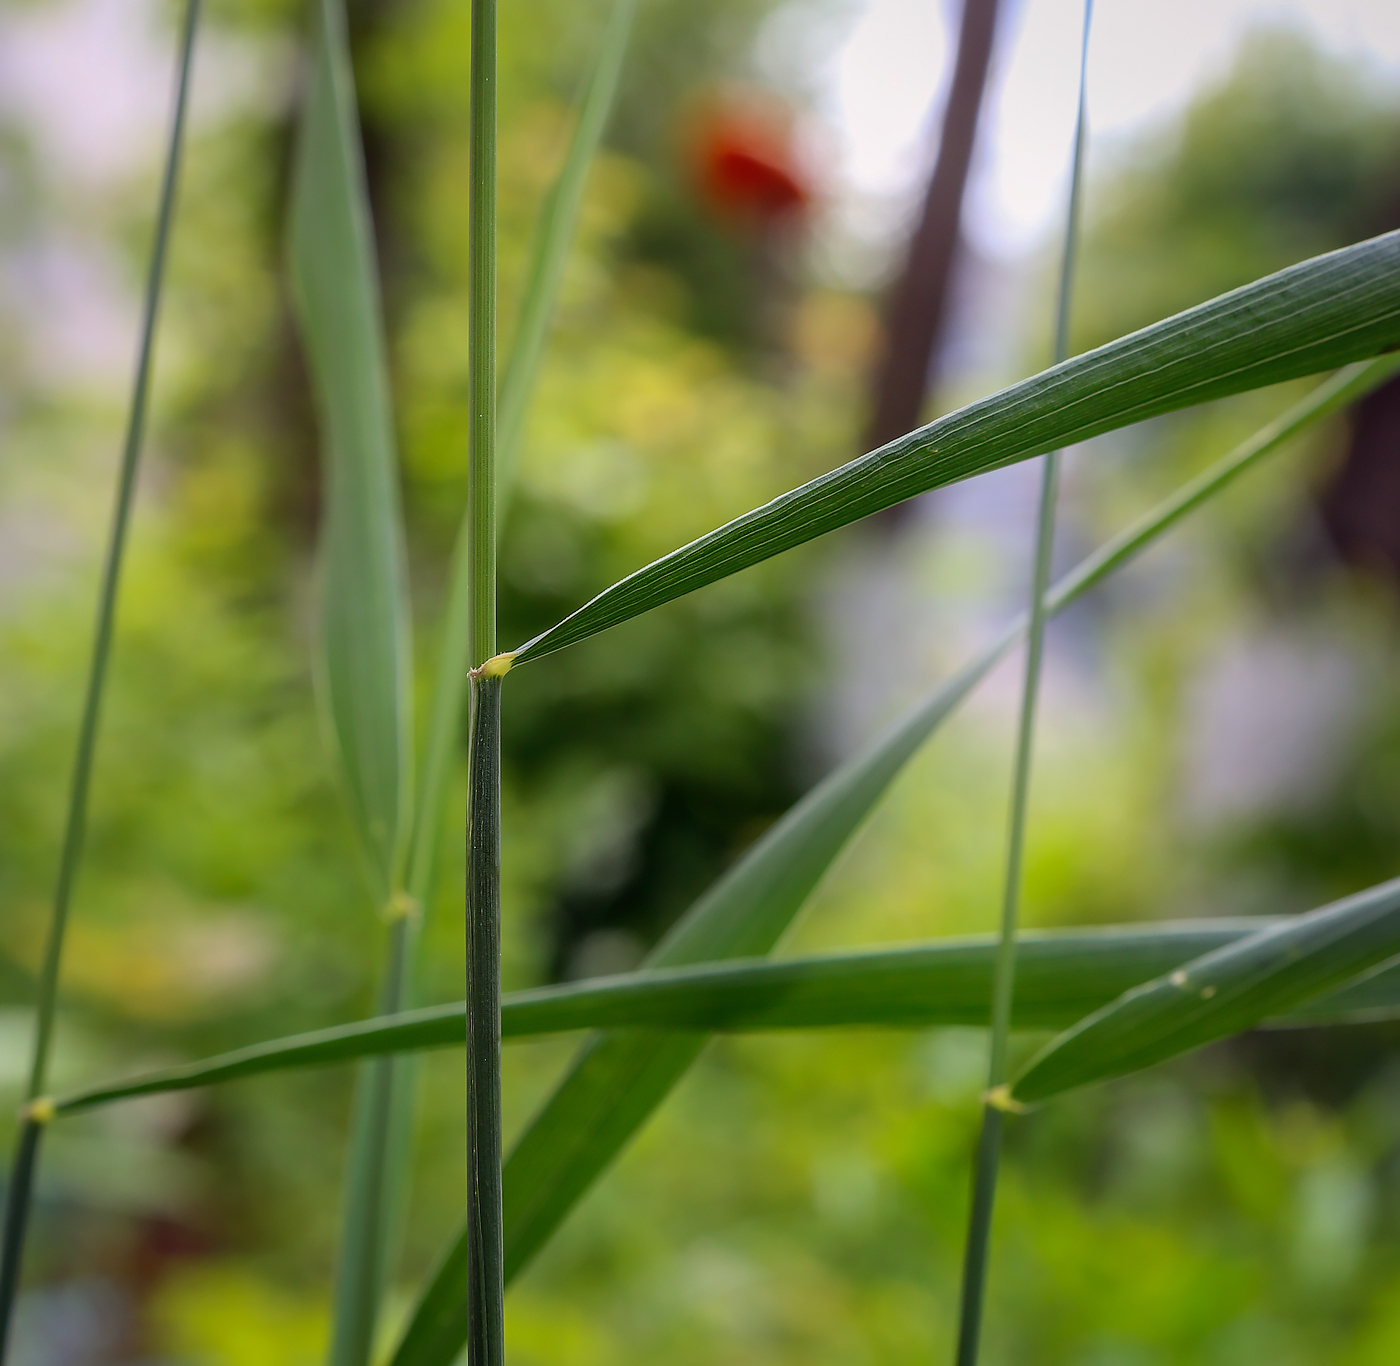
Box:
[496,0,640,507]
[957,8,1089,1360]
[0,0,201,1354]
[384,357,1396,1366]
[1012,876,1400,1105]
[501,229,1400,670]
[50,918,1400,1116]
[289,0,412,902]
[288,3,416,1362]
[406,0,640,908]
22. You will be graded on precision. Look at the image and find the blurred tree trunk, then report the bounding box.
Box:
[863,0,1003,459]
[1319,188,1400,584]
[1320,376,1400,581]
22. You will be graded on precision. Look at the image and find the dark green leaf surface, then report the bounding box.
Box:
[509,231,1400,667]
[289,0,411,899]
[1013,875,1400,1104]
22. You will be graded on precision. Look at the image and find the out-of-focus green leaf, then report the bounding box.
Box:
[289,0,412,900]
[496,0,640,506]
[288,4,415,1363]
[505,231,1400,669]
[1012,876,1400,1105]
[51,919,1400,1116]
[384,356,1400,1366]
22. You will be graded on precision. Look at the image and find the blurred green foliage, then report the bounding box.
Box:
[5,3,1400,1363]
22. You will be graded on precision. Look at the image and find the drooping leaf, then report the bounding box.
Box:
[289,0,412,900]
[1012,875,1400,1105]
[51,919,1400,1117]
[505,231,1400,669]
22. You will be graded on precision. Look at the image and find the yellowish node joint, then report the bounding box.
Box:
[984,1084,1028,1115]
[25,1097,56,1125]
[385,890,420,923]
[471,652,515,680]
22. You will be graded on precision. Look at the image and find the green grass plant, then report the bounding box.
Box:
[12,5,1400,1364]
[0,0,202,1353]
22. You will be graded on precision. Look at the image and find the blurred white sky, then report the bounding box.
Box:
[783,0,1400,257]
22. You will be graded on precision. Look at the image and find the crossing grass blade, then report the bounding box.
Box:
[289,0,412,902]
[288,4,416,1363]
[382,355,1399,1366]
[1012,875,1400,1106]
[499,230,1400,670]
[48,918,1400,1116]
[496,0,640,509]
[405,0,640,912]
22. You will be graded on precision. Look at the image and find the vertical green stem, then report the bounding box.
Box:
[953,4,1092,1363]
[327,912,416,1366]
[466,0,502,1356]
[466,676,504,1365]
[0,0,201,1355]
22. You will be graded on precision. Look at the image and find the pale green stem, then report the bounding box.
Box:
[954,3,1092,1363]
[0,3,201,1359]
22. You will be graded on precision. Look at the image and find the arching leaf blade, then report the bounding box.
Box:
[50,920,1400,1116]
[1012,875,1400,1105]
[510,231,1400,667]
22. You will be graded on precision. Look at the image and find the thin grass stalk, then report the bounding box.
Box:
[328,915,416,1366]
[465,0,503,1353]
[954,5,1091,1362]
[0,1,201,1354]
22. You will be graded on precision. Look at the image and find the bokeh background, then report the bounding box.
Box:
[5,0,1400,1361]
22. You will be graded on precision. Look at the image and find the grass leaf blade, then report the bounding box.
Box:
[1012,875,1400,1104]
[509,230,1400,668]
[496,0,640,505]
[288,4,416,1362]
[52,918,1400,1117]
[289,0,412,901]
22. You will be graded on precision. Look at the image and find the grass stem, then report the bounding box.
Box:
[953,3,1092,1362]
[0,0,200,1354]
[466,677,504,1365]
[466,0,502,1352]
